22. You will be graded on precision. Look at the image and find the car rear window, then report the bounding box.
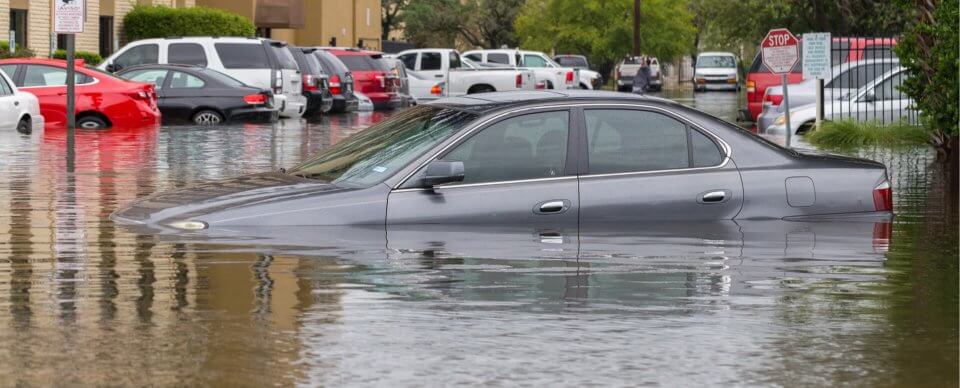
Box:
[269,44,299,70]
[215,43,271,69]
[315,51,349,75]
[338,54,389,72]
[556,56,588,68]
[303,53,323,75]
[199,68,246,87]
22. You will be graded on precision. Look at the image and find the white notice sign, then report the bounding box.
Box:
[802,33,831,80]
[54,0,85,34]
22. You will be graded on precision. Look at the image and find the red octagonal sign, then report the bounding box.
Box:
[761,28,799,74]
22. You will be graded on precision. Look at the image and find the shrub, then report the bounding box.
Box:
[52,49,103,65]
[123,5,256,41]
[0,40,35,58]
[804,120,929,150]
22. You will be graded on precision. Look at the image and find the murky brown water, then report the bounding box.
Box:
[0,97,956,386]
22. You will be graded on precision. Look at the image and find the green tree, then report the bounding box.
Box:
[403,0,524,49]
[515,0,694,78]
[381,0,409,40]
[895,0,959,159]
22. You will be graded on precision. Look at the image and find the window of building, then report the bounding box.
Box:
[99,16,115,57]
[9,9,27,52]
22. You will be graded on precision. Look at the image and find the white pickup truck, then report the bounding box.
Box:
[396,49,535,101]
[462,49,596,90]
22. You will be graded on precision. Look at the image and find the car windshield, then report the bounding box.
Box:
[697,55,736,68]
[287,106,479,187]
[556,56,588,68]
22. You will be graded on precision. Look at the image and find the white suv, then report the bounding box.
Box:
[100,37,305,118]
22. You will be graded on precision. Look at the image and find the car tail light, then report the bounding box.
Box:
[565,71,574,84]
[516,74,522,88]
[329,74,342,95]
[746,79,756,94]
[244,93,268,105]
[430,84,443,95]
[873,180,893,211]
[273,70,283,94]
[303,74,318,91]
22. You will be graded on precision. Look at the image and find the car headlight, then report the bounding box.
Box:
[774,114,787,126]
[167,220,208,230]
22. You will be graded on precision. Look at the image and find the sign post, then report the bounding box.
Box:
[54,0,84,166]
[761,28,799,147]
[802,32,831,131]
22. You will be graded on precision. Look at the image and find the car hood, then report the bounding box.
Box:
[111,172,349,226]
[695,68,737,76]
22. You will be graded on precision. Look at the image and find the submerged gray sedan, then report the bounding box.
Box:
[112,90,893,231]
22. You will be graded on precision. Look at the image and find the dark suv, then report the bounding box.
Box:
[289,46,332,115]
[308,49,358,113]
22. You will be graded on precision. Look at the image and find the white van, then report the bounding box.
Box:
[693,51,739,92]
[100,37,305,118]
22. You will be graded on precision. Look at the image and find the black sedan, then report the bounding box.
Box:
[117,64,279,125]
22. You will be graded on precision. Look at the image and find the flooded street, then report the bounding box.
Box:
[0,93,956,386]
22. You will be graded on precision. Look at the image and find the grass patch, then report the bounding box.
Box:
[804,120,929,150]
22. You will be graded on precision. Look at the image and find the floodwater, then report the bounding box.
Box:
[0,93,956,386]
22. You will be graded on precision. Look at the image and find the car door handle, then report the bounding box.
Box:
[435,74,444,78]
[699,190,729,204]
[535,200,569,214]
[13,101,18,106]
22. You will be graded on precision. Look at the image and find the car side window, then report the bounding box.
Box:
[215,43,271,69]
[122,69,169,89]
[691,129,723,167]
[523,55,547,68]
[398,53,416,70]
[449,52,462,69]
[0,65,17,82]
[22,65,90,87]
[874,72,905,101]
[0,75,12,95]
[487,53,509,64]
[585,109,690,174]
[168,71,205,89]
[443,111,569,184]
[464,53,482,62]
[114,44,159,69]
[168,43,207,66]
[421,52,442,71]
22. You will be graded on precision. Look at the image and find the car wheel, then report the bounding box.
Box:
[15,117,30,135]
[193,110,223,125]
[77,116,108,129]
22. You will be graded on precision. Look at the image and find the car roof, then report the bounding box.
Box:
[698,52,736,57]
[428,90,678,113]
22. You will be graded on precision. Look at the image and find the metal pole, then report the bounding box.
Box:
[632,0,640,56]
[66,34,76,167]
[815,78,823,130]
[782,73,792,148]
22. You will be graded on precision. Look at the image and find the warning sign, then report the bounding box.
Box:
[54,0,85,34]
[761,28,799,74]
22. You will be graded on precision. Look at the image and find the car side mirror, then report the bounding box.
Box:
[862,90,877,102]
[423,160,465,187]
[105,63,118,73]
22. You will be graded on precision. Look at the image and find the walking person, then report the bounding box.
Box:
[632,57,652,95]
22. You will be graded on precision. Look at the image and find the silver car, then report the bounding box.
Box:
[765,67,916,140]
[112,90,893,232]
[757,59,900,132]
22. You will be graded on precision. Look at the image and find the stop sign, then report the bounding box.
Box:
[761,28,799,74]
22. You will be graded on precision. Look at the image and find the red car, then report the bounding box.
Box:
[325,48,400,110]
[742,37,896,122]
[0,58,159,128]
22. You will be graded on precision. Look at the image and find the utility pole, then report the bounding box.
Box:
[632,0,640,56]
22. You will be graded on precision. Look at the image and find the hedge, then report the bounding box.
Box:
[124,5,256,41]
[52,49,103,65]
[0,41,35,59]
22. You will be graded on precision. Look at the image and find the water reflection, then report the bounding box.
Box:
[0,108,955,385]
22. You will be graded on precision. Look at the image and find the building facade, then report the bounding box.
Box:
[196,0,382,50]
[0,0,195,58]
[0,0,380,59]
